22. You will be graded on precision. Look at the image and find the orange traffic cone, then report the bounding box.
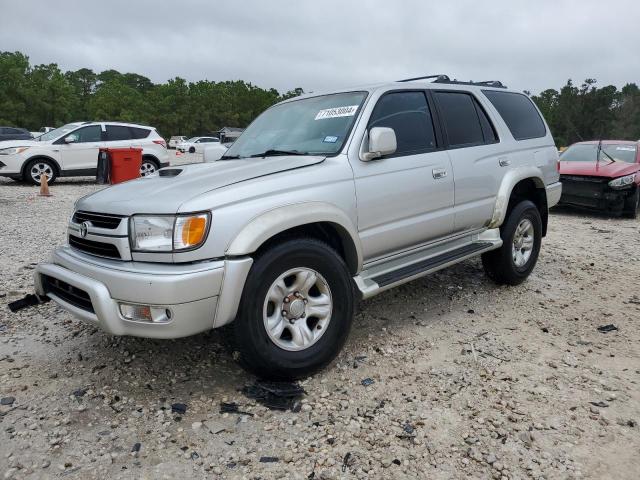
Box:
[39,174,52,197]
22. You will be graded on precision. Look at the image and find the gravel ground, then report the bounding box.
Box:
[1,155,639,479]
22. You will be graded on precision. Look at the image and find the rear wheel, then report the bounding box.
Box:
[229,238,354,379]
[623,188,639,219]
[189,146,195,153]
[482,200,542,285]
[25,158,57,185]
[140,158,158,177]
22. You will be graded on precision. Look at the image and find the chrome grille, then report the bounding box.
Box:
[68,235,121,259]
[72,211,123,229]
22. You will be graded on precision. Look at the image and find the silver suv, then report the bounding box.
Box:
[35,75,562,379]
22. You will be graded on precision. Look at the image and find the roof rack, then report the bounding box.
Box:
[397,74,507,89]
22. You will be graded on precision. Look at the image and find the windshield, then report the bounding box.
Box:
[186,137,199,142]
[561,143,638,164]
[38,123,80,142]
[223,91,367,159]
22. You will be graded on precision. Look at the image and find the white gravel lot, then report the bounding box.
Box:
[1,152,639,479]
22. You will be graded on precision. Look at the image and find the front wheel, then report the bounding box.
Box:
[229,238,355,380]
[482,200,542,286]
[25,158,57,185]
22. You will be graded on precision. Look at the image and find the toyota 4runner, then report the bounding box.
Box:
[35,75,562,379]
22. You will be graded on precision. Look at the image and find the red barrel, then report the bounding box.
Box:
[100,147,143,184]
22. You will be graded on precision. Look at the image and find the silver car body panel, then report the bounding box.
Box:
[36,80,560,338]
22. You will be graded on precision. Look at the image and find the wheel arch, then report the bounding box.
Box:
[141,154,160,167]
[226,202,362,275]
[21,155,61,179]
[489,167,549,236]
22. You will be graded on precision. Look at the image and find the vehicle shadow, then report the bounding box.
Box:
[0,178,100,188]
[72,257,489,399]
[551,205,631,221]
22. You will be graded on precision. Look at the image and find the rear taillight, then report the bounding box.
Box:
[153,139,167,148]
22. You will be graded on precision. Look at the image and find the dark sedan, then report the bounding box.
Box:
[0,126,32,141]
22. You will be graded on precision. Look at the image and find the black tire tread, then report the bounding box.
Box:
[228,237,354,380]
[482,200,542,286]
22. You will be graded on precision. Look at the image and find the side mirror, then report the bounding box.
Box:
[362,127,397,161]
[64,135,76,144]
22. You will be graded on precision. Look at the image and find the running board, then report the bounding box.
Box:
[354,237,501,299]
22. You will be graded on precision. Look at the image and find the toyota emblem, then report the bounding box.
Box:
[79,221,90,238]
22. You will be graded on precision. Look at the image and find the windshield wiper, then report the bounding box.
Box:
[220,154,240,160]
[597,140,617,164]
[250,149,306,158]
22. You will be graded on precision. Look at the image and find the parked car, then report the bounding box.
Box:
[0,121,169,185]
[203,142,231,162]
[168,136,187,149]
[177,136,220,153]
[0,126,32,141]
[35,76,561,379]
[30,126,55,138]
[558,140,639,218]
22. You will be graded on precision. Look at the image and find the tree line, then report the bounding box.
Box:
[1,51,638,145]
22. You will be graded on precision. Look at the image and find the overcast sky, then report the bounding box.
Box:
[2,0,638,95]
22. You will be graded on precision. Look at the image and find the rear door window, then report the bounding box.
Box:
[433,92,486,148]
[106,125,132,141]
[482,90,546,140]
[368,91,437,155]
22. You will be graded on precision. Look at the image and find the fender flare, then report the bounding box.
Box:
[226,201,363,273]
[488,166,546,228]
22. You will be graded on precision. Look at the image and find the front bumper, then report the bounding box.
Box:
[34,246,252,338]
[559,175,636,212]
[0,155,26,176]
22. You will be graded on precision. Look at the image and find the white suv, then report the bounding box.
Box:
[0,122,170,185]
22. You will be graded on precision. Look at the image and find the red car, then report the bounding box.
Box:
[558,140,640,218]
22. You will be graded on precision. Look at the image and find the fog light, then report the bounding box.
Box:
[119,303,172,323]
[120,303,152,322]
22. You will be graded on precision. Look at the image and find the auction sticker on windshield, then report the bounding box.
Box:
[315,105,359,120]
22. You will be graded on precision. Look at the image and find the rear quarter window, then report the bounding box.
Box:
[130,127,151,139]
[482,90,546,141]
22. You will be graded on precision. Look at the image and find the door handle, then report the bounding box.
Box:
[498,157,511,167]
[432,168,447,179]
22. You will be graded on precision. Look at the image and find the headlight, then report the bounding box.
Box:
[0,146,30,155]
[608,174,636,189]
[130,213,210,252]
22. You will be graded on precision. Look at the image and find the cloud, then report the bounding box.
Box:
[2,0,638,94]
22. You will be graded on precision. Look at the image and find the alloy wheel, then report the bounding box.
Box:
[512,218,534,267]
[262,267,333,352]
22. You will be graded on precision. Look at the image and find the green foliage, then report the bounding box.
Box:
[531,79,640,147]
[2,50,638,145]
[0,51,302,137]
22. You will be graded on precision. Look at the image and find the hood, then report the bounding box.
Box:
[76,155,326,215]
[559,161,640,178]
[0,139,44,148]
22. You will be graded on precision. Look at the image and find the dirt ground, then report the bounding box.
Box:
[1,157,639,479]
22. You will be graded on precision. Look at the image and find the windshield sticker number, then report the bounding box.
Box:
[616,146,635,151]
[315,105,359,120]
[323,136,338,143]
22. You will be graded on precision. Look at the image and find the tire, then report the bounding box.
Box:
[189,146,195,153]
[229,237,355,380]
[24,158,57,185]
[482,200,542,286]
[140,158,158,177]
[623,188,639,219]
